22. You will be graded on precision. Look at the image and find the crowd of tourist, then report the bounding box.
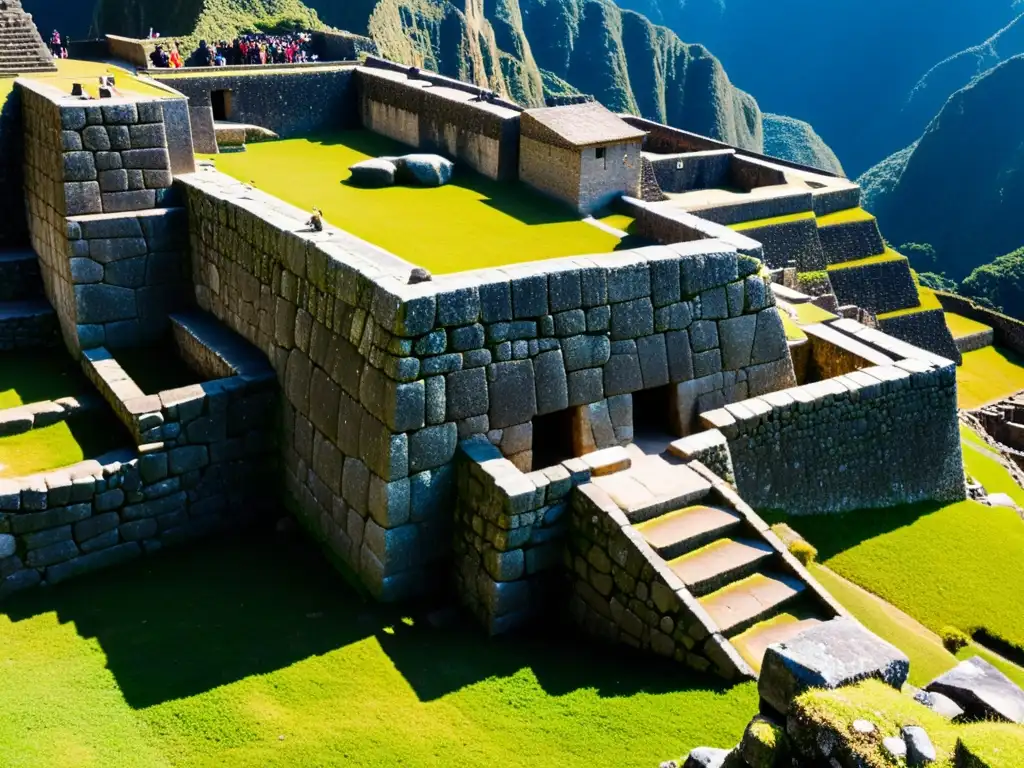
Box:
[147,33,317,69]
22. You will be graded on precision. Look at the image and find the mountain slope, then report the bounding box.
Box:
[860,54,1024,280]
[764,114,843,176]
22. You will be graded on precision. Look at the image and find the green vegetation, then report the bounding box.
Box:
[944,311,992,340]
[0,349,90,411]
[792,300,837,325]
[728,211,815,231]
[792,680,1024,768]
[815,207,875,227]
[919,271,959,292]
[781,313,806,341]
[767,428,1024,659]
[960,247,1024,322]
[0,411,131,478]
[0,530,757,766]
[597,214,636,233]
[787,539,816,566]
[762,113,844,176]
[957,346,1024,409]
[826,249,907,272]
[209,132,626,273]
[941,625,971,654]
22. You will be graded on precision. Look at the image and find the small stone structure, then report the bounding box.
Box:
[519,101,645,214]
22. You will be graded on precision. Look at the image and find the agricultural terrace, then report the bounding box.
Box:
[957,346,1024,409]
[205,132,628,274]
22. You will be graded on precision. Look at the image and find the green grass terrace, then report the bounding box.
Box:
[204,132,629,274]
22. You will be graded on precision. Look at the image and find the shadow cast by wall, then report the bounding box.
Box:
[1,523,737,708]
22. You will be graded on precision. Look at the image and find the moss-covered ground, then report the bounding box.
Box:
[814,206,876,227]
[767,425,1024,660]
[792,301,837,325]
[206,132,626,274]
[0,410,132,478]
[0,529,757,767]
[944,311,993,339]
[728,211,815,231]
[793,680,1024,768]
[21,59,171,99]
[957,346,1024,409]
[826,248,907,272]
[0,349,91,411]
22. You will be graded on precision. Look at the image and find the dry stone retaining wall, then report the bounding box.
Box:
[935,291,1024,357]
[180,168,797,602]
[818,219,885,265]
[877,308,962,365]
[827,258,919,315]
[738,218,825,272]
[702,357,966,515]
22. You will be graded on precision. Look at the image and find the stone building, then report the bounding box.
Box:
[519,101,645,215]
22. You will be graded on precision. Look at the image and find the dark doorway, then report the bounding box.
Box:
[211,89,233,121]
[531,408,576,471]
[631,385,678,453]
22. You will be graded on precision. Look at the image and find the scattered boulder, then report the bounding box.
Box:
[759,618,910,715]
[851,719,876,735]
[681,747,730,768]
[881,735,907,761]
[348,158,398,188]
[739,715,784,768]
[902,725,937,766]
[397,154,454,187]
[925,656,1024,723]
[911,687,965,720]
[408,267,432,284]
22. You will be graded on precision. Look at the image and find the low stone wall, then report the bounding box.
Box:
[647,150,733,194]
[935,291,1024,357]
[0,303,58,351]
[687,190,813,227]
[812,188,861,216]
[179,168,797,603]
[818,219,885,266]
[877,308,962,365]
[0,312,277,600]
[619,197,764,259]
[738,218,825,272]
[728,155,788,192]
[801,322,895,380]
[310,30,378,62]
[701,356,966,515]
[105,35,153,69]
[0,252,41,301]
[827,258,919,315]
[152,66,358,147]
[356,65,521,181]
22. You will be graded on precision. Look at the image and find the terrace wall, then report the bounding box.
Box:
[355,65,521,181]
[935,292,1024,357]
[178,168,797,602]
[0,313,277,600]
[310,30,378,62]
[701,358,966,515]
[151,67,359,150]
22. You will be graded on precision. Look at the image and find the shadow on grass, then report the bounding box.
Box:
[761,500,945,562]
[2,526,734,708]
[0,348,92,407]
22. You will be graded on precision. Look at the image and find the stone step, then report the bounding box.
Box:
[730,614,824,674]
[0,249,42,302]
[668,537,775,596]
[699,571,807,635]
[0,299,54,322]
[635,504,742,561]
[591,460,713,524]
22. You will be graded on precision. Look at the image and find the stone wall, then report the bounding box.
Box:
[877,309,962,366]
[0,304,58,351]
[737,218,825,272]
[827,258,919,315]
[152,67,358,150]
[818,219,885,266]
[179,168,798,602]
[935,291,1024,357]
[356,65,521,181]
[701,356,966,515]
[105,35,152,69]
[578,140,642,215]
[619,197,765,258]
[647,150,733,194]
[728,156,788,192]
[519,137,581,212]
[310,30,378,62]
[0,312,277,600]
[686,190,813,227]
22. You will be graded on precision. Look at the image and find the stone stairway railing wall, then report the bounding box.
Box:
[701,326,965,515]
[19,80,195,353]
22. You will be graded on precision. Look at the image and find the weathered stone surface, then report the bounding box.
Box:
[718,315,757,371]
[562,334,610,371]
[759,618,909,714]
[397,154,454,187]
[64,151,97,182]
[901,725,936,766]
[568,368,603,406]
[610,297,654,340]
[534,350,568,415]
[912,688,964,720]
[488,361,536,429]
[75,284,137,324]
[604,351,643,396]
[925,656,1024,724]
[349,158,397,188]
[682,747,730,768]
[637,334,669,388]
[751,308,788,365]
[447,367,488,421]
[408,424,458,474]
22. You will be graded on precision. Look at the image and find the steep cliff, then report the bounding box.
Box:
[860,55,1024,279]
[763,114,843,176]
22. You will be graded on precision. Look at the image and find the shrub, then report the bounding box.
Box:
[941,625,971,654]
[789,540,817,566]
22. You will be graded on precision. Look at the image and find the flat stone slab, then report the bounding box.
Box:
[925,656,1024,723]
[699,572,805,634]
[731,616,823,674]
[636,505,741,559]
[758,617,910,714]
[669,537,773,594]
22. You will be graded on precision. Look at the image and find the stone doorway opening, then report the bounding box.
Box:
[211,89,233,121]
[631,385,678,454]
[531,407,576,471]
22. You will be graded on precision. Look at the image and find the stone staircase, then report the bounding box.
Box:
[0,248,57,350]
[0,1,57,76]
[578,444,841,675]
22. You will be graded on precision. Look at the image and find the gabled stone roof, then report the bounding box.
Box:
[520,101,646,150]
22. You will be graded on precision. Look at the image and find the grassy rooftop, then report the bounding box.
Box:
[826,248,906,272]
[18,59,171,99]
[0,528,758,766]
[206,132,626,274]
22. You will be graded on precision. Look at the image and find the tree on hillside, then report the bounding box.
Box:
[899,242,938,271]
[960,247,1024,320]
[918,272,958,292]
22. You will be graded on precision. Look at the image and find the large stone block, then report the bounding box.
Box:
[408,423,458,473]
[446,367,488,421]
[562,334,611,371]
[925,656,1024,724]
[488,361,536,430]
[610,297,654,340]
[65,181,102,216]
[121,148,170,170]
[64,151,97,182]
[75,284,137,324]
[758,618,909,715]
[534,349,568,415]
[751,308,788,365]
[718,315,757,371]
[637,334,669,388]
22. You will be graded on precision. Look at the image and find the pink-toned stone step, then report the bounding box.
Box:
[730,615,823,673]
[699,572,806,635]
[592,462,712,523]
[668,537,774,596]
[635,505,741,560]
